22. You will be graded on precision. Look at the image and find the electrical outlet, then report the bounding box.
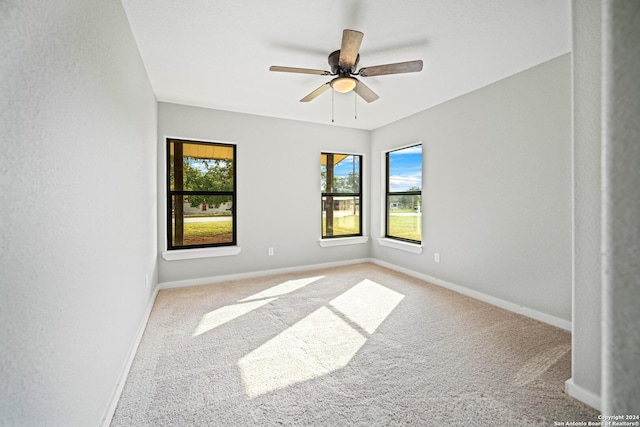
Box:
[434,253,440,263]
[145,274,149,289]
[268,247,274,256]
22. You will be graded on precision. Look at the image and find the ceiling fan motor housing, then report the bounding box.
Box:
[329,50,359,75]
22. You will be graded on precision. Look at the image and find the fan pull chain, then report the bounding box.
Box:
[331,89,335,123]
[354,92,358,120]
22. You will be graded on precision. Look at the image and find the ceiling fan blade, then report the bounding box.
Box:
[270,66,330,75]
[300,83,331,102]
[353,79,379,103]
[338,29,364,69]
[358,60,423,77]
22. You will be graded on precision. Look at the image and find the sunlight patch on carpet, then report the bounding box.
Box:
[513,343,571,386]
[192,298,278,337]
[330,279,405,334]
[238,279,404,398]
[238,306,365,398]
[192,276,324,337]
[238,276,325,302]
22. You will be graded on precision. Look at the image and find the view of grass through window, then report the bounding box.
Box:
[321,153,362,238]
[386,145,422,242]
[168,140,235,249]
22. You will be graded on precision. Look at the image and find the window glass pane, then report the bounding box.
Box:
[321,153,360,194]
[171,195,233,246]
[387,194,422,241]
[322,196,360,237]
[388,145,422,192]
[334,155,359,193]
[170,142,234,191]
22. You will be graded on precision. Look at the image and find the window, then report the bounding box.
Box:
[321,153,362,238]
[386,144,422,243]
[167,139,236,249]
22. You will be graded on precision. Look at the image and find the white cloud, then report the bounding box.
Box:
[392,145,422,155]
[389,174,422,191]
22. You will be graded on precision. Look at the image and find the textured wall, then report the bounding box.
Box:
[571,0,603,403]
[370,54,573,322]
[0,0,157,425]
[602,0,640,414]
[157,103,370,284]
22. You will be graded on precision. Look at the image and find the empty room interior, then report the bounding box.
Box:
[1,0,639,425]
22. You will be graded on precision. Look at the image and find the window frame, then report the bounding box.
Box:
[321,152,363,239]
[385,144,422,244]
[166,138,237,250]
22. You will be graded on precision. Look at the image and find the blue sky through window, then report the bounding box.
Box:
[333,155,357,178]
[389,145,422,192]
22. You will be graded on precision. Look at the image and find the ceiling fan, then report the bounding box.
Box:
[269,29,423,103]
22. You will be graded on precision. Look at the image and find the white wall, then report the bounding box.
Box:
[370,54,573,323]
[157,103,370,284]
[569,0,602,408]
[602,0,640,413]
[0,0,157,425]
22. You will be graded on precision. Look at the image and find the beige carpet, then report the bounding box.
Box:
[111,263,598,426]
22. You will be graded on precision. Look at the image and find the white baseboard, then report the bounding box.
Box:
[369,259,572,331]
[100,287,159,427]
[565,378,601,411]
[158,258,372,290]
[159,257,572,331]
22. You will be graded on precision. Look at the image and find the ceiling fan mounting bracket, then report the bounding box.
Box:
[328,50,359,75]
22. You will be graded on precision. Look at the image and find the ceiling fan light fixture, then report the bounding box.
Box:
[331,77,357,93]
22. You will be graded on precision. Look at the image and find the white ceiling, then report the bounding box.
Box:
[120,0,571,130]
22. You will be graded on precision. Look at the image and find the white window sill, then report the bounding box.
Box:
[376,238,423,254]
[162,246,242,261]
[319,236,369,247]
